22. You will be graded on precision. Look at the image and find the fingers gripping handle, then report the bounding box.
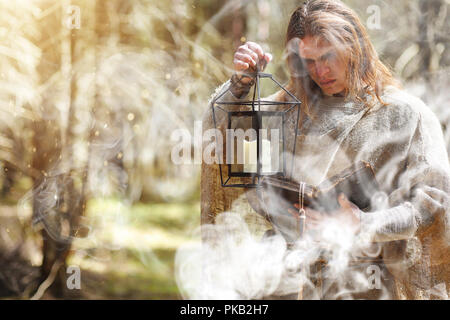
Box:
[257,58,267,72]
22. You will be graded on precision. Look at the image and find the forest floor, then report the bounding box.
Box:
[0,198,201,300]
[68,199,201,300]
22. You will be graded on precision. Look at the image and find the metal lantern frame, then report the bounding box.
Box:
[211,71,301,188]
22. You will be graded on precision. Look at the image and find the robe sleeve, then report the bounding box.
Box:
[200,78,277,241]
[201,81,232,225]
[359,104,450,243]
[200,80,251,241]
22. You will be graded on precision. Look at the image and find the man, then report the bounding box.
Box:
[201,0,450,299]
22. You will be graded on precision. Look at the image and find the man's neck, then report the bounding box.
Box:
[332,90,346,98]
[320,88,347,98]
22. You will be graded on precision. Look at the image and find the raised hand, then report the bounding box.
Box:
[233,41,272,76]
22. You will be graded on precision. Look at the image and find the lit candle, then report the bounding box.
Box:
[243,139,272,173]
[243,140,257,173]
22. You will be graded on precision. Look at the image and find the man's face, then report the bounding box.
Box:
[298,35,348,96]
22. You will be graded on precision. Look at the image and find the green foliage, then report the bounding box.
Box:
[67,198,199,299]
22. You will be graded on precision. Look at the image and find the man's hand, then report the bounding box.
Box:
[233,41,272,79]
[287,193,361,234]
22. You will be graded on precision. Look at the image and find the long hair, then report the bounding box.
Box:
[281,0,399,113]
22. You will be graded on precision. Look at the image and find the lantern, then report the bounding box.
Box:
[211,68,301,188]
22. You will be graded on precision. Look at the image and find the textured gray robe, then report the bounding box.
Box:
[201,80,450,299]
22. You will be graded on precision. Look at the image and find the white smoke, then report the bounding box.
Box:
[175,203,392,300]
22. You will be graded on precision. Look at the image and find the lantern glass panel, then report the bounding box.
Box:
[260,113,284,175]
[228,113,257,176]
